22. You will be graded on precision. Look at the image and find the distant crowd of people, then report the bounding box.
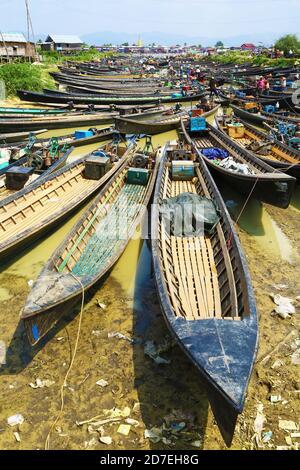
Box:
[256,75,289,96]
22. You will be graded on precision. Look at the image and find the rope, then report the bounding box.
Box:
[44,273,85,450]
[226,145,300,249]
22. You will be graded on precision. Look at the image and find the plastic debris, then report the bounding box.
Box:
[279,420,299,431]
[144,427,163,444]
[164,409,195,429]
[7,414,24,427]
[117,424,131,436]
[125,418,139,427]
[29,378,55,389]
[170,422,186,432]
[291,432,300,438]
[100,436,112,445]
[27,280,34,287]
[270,395,282,403]
[291,350,300,366]
[96,379,108,388]
[84,437,98,449]
[13,432,21,443]
[92,330,101,337]
[291,339,300,350]
[285,436,293,446]
[56,337,64,342]
[0,341,6,365]
[273,284,289,291]
[271,359,284,370]
[97,300,107,310]
[270,294,295,319]
[108,332,135,344]
[252,403,266,446]
[133,402,141,414]
[144,340,171,365]
[191,440,202,448]
[262,431,273,443]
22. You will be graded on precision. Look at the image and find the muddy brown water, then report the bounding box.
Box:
[0,118,299,450]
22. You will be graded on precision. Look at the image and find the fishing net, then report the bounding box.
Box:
[160,192,221,237]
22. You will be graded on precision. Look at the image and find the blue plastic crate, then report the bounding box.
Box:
[74,130,94,140]
[190,117,207,132]
[264,105,276,113]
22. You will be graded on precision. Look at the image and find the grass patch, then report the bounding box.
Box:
[0,63,55,97]
[203,51,298,67]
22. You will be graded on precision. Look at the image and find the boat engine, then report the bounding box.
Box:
[28,152,44,170]
[132,153,149,168]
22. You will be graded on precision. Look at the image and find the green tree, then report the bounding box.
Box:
[122,42,129,46]
[275,34,300,55]
[215,41,224,48]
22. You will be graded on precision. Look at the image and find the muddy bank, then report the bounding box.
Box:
[0,185,299,451]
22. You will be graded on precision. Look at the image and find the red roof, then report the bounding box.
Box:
[241,43,256,49]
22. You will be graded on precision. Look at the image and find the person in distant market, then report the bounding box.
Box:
[257,77,265,96]
[264,77,270,96]
[209,76,218,98]
[280,76,287,89]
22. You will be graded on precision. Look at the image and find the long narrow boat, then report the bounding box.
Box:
[0,126,116,152]
[17,89,207,106]
[51,73,167,91]
[181,119,296,208]
[151,140,258,446]
[21,145,160,345]
[0,142,133,262]
[0,129,48,145]
[0,111,119,133]
[115,105,221,136]
[231,104,300,125]
[65,84,180,97]
[216,116,300,180]
[0,107,70,116]
[0,146,73,201]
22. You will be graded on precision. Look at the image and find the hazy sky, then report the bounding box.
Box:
[1,0,299,38]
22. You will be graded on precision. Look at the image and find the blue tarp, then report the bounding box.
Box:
[202,148,229,160]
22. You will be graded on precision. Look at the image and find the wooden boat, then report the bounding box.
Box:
[0,126,116,152]
[65,84,180,97]
[181,119,296,209]
[0,146,73,201]
[231,104,300,126]
[0,129,47,145]
[17,89,207,106]
[219,89,289,107]
[216,116,300,180]
[0,111,119,133]
[0,107,70,116]
[115,104,221,136]
[151,140,258,446]
[21,145,160,345]
[51,72,167,91]
[0,142,132,262]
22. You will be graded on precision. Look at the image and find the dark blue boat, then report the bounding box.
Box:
[151,142,258,446]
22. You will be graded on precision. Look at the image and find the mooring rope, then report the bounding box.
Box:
[44,273,85,450]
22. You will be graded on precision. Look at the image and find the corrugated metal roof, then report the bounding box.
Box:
[46,35,83,44]
[0,33,27,43]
